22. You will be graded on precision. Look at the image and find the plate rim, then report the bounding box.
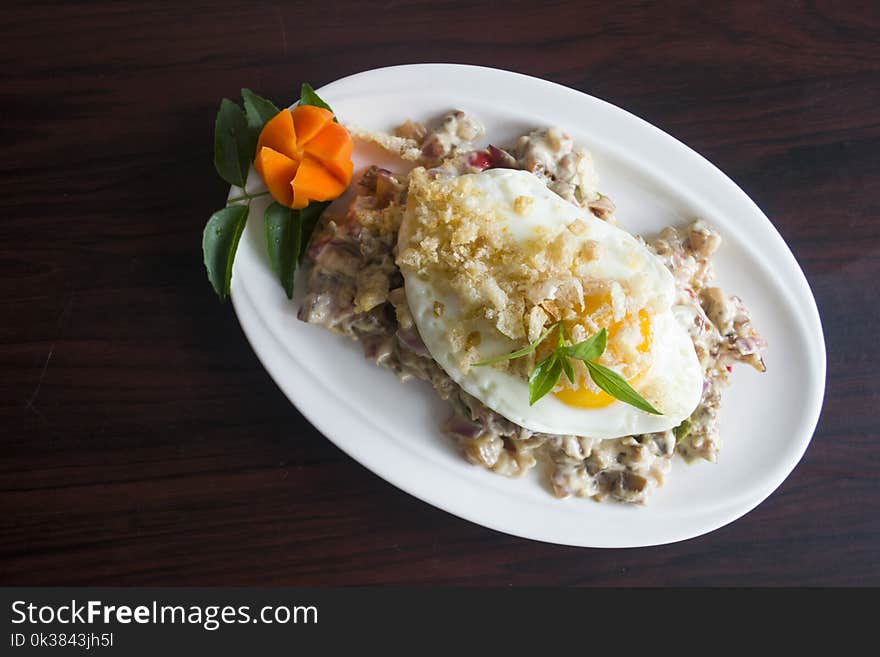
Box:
[230,63,827,548]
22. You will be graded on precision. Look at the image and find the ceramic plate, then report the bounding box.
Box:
[229,64,826,547]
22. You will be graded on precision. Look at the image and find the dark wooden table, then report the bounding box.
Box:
[2,1,877,586]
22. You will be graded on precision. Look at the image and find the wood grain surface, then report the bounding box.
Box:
[2,0,877,586]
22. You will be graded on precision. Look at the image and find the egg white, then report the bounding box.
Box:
[399,168,703,439]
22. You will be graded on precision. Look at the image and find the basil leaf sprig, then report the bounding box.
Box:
[529,352,564,405]
[203,84,336,300]
[472,323,556,366]
[475,322,662,413]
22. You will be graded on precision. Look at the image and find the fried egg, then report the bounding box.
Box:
[398,168,702,439]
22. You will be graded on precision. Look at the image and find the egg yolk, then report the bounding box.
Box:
[553,297,653,409]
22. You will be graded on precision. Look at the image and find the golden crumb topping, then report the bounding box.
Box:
[396,168,657,380]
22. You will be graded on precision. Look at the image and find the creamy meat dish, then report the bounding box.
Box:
[299,111,766,504]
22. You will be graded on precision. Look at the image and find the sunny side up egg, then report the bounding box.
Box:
[397,167,703,440]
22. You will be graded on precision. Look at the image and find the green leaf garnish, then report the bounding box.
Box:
[529,353,563,406]
[584,360,662,415]
[241,88,280,155]
[213,98,252,188]
[673,417,692,443]
[566,328,606,362]
[560,355,576,385]
[263,200,332,299]
[473,321,662,413]
[473,323,557,367]
[556,325,575,384]
[299,82,337,121]
[264,202,302,299]
[203,204,249,300]
[297,201,331,261]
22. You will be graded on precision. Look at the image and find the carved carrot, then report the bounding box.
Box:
[254,104,353,209]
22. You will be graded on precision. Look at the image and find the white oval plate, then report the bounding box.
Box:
[229,64,826,547]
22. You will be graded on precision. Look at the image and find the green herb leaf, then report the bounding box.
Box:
[264,202,303,299]
[585,360,662,415]
[299,82,337,121]
[673,417,692,443]
[529,353,563,405]
[297,201,330,261]
[213,99,252,188]
[560,354,576,384]
[264,201,330,298]
[567,328,607,362]
[203,204,249,300]
[241,88,280,155]
[473,323,557,367]
[483,322,663,412]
